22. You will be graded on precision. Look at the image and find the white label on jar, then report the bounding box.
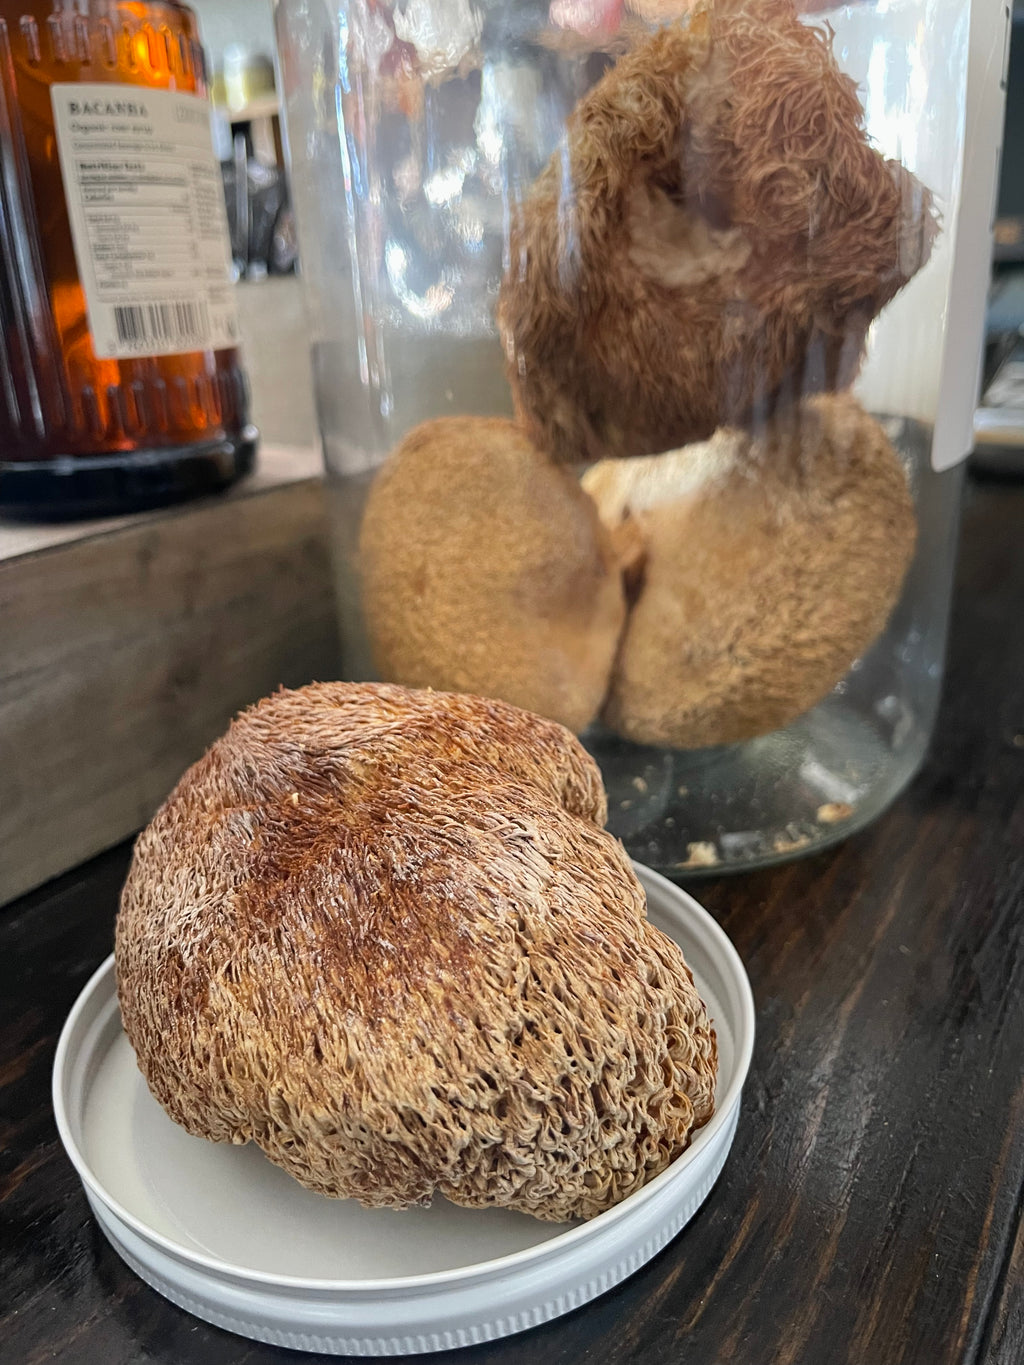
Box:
[51,83,240,360]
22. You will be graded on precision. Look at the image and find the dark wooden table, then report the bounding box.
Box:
[2,480,1023,1365]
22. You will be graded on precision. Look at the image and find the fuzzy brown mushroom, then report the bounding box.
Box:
[584,394,918,748]
[116,683,718,1223]
[499,0,937,466]
[358,416,626,735]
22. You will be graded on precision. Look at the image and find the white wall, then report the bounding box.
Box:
[189,0,277,65]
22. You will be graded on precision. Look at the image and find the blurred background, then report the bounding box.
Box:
[977,0,1024,474]
[193,0,293,284]
[192,0,275,56]
[188,0,309,446]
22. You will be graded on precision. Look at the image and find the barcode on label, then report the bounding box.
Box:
[113,300,209,351]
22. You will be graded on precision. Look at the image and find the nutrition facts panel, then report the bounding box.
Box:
[51,83,240,360]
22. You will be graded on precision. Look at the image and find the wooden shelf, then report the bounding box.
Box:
[0,444,341,905]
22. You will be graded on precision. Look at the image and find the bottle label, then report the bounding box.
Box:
[50,83,240,360]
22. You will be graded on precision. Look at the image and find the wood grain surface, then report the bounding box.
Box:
[987,1208,1024,1365]
[1,480,1023,1365]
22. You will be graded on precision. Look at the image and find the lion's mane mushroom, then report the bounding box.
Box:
[499,0,936,465]
[116,683,718,1224]
[359,416,626,735]
[584,394,918,748]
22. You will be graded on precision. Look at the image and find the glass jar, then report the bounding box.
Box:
[0,0,257,519]
[276,0,1004,875]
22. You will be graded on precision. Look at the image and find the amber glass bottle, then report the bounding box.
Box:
[0,1,257,518]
